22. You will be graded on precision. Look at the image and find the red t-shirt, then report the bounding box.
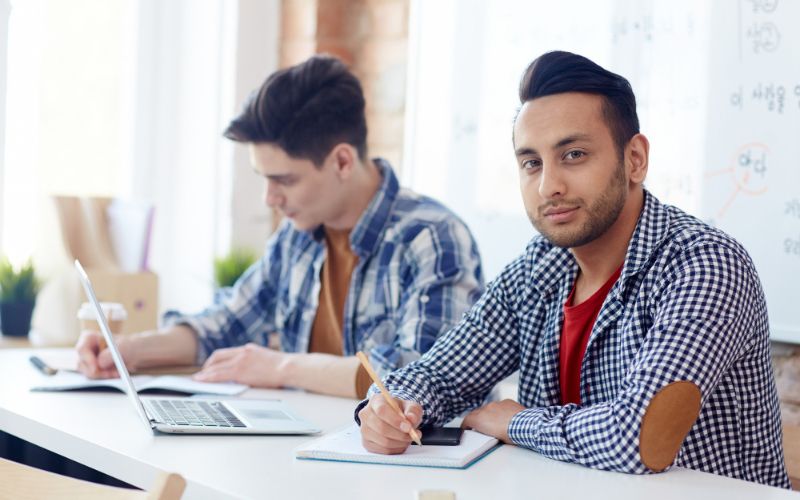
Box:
[559,265,623,405]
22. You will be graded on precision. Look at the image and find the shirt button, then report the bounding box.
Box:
[420,295,430,303]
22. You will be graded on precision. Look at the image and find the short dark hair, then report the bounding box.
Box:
[518,51,639,157]
[224,55,368,166]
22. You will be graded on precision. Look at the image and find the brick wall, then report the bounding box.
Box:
[773,342,800,425]
[280,0,317,66]
[772,342,800,489]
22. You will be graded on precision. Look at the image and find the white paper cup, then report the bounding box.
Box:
[77,302,127,341]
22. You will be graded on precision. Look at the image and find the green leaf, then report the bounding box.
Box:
[0,257,42,302]
[213,248,259,288]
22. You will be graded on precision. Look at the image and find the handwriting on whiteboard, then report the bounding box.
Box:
[730,83,800,114]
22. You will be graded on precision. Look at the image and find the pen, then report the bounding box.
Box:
[356,351,422,446]
[29,355,57,376]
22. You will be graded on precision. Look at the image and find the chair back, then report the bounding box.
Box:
[0,457,186,500]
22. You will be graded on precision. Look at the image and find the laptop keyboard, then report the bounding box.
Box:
[147,399,246,428]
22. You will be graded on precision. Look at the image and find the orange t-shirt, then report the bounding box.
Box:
[308,227,372,397]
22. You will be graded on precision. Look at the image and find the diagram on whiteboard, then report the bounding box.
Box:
[705,143,770,220]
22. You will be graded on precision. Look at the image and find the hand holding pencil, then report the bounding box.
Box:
[356,351,424,453]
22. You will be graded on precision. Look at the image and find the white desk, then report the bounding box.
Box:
[0,349,796,500]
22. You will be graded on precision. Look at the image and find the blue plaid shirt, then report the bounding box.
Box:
[365,191,789,488]
[165,159,484,376]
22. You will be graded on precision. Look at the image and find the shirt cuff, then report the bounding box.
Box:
[161,311,209,365]
[507,408,543,448]
[355,364,373,400]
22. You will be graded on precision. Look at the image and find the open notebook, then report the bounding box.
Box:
[295,424,500,469]
[31,370,247,396]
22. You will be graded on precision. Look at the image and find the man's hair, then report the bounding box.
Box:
[518,51,639,157]
[224,54,367,166]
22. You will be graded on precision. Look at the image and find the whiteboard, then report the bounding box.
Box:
[403,0,800,343]
[702,0,800,343]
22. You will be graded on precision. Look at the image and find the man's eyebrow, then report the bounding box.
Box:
[515,133,593,157]
[554,133,592,149]
[514,146,538,157]
[252,169,293,181]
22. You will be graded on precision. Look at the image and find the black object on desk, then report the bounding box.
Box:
[29,355,57,376]
[416,426,464,446]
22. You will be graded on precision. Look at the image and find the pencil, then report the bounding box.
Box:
[356,351,422,446]
[29,355,57,376]
[97,333,107,352]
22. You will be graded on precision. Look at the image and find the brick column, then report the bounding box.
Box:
[353,0,408,169]
[281,0,409,169]
[280,0,317,67]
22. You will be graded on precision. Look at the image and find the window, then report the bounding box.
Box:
[1,0,280,335]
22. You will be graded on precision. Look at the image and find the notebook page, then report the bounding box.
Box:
[138,376,247,395]
[295,424,499,469]
[31,371,246,396]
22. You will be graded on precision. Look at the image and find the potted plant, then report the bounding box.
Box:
[212,248,258,304]
[0,257,42,337]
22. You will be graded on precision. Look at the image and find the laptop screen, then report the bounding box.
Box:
[74,259,153,431]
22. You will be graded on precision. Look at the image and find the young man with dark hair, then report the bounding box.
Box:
[356,51,790,488]
[76,55,484,399]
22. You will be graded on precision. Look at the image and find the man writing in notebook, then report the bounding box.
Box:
[76,55,484,399]
[356,51,790,488]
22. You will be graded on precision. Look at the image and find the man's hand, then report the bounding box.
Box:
[461,399,525,444]
[358,393,423,454]
[192,343,290,388]
[76,330,134,379]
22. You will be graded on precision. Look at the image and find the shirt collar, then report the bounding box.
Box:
[347,158,400,258]
[615,190,670,298]
[530,189,669,298]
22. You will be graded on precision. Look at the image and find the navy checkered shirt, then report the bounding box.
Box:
[165,159,484,376]
[361,190,790,488]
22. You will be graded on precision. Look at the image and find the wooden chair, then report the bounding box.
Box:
[784,424,800,490]
[0,457,186,499]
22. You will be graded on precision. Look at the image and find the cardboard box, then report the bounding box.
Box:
[85,270,159,334]
[29,196,160,346]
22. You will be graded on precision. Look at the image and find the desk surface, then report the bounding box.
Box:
[0,349,796,500]
[0,335,31,349]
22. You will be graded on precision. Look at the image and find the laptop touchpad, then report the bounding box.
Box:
[241,409,291,421]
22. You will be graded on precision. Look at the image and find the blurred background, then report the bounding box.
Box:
[1,0,799,429]
[0,0,715,312]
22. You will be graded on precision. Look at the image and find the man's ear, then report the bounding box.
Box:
[327,143,358,179]
[625,133,649,185]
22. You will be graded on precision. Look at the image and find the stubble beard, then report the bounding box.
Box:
[528,162,628,249]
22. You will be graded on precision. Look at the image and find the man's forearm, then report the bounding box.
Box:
[280,353,361,398]
[124,325,199,370]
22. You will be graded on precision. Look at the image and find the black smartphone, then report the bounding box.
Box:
[415,426,464,446]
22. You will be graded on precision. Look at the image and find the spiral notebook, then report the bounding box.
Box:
[295,424,500,469]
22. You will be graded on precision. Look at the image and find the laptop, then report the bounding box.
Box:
[74,259,321,435]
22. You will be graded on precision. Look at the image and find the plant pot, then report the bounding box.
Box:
[0,300,35,337]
